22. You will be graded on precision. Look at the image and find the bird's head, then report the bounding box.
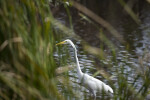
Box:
[56,39,71,45]
[56,39,77,51]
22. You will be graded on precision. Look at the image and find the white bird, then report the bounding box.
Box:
[56,39,113,99]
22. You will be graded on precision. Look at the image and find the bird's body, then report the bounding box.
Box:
[56,39,113,99]
[80,73,113,96]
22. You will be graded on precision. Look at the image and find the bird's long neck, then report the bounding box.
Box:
[73,49,83,77]
[68,40,83,77]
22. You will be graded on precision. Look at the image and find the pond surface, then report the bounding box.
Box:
[54,1,150,100]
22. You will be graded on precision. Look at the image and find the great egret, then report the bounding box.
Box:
[56,39,113,99]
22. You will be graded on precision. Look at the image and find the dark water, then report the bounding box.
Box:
[54,1,150,99]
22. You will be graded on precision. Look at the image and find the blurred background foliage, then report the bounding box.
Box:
[0,0,150,100]
[0,0,62,99]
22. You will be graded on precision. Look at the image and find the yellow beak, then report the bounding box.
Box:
[56,41,66,45]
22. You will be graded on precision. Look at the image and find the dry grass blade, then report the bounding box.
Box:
[118,0,141,24]
[93,70,111,80]
[84,44,107,59]
[56,65,74,75]
[0,72,48,100]
[46,17,74,36]
[147,0,150,3]
[0,37,22,52]
[71,0,124,43]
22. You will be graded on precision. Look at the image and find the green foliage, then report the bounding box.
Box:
[0,0,63,99]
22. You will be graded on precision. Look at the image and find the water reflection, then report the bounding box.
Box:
[54,1,150,99]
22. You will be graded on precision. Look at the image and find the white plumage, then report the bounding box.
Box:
[56,39,113,99]
[81,73,113,96]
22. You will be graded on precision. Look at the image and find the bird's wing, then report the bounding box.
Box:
[82,74,113,93]
[81,74,98,91]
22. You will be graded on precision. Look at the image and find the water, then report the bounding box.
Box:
[54,1,150,99]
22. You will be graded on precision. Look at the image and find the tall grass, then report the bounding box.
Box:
[0,0,64,99]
